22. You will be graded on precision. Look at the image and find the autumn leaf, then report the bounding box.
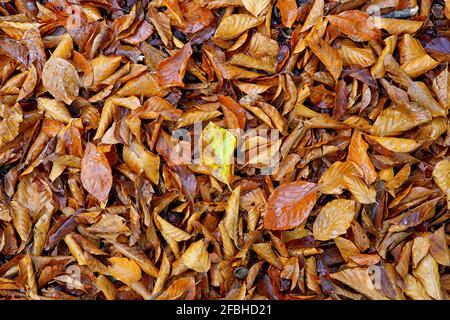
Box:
[242,0,271,16]
[369,17,423,35]
[348,130,377,185]
[81,143,113,203]
[328,11,382,42]
[214,14,262,40]
[330,267,388,300]
[224,186,240,245]
[42,57,80,104]
[432,159,450,209]
[412,254,443,300]
[429,226,450,266]
[365,135,421,153]
[264,181,317,230]
[181,240,211,272]
[156,43,193,88]
[108,257,142,285]
[0,103,22,148]
[301,0,323,32]
[277,0,298,28]
[199,122,236,186]
[313,199,356,241]
[306,37,342,81]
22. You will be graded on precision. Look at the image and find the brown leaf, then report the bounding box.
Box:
[80,143,113,203]
[429,226,450,266]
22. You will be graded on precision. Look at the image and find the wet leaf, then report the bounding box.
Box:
[313,199,356,241]
[157,43,193,88]
[328,11,382,42]
[264,181,317,230]
[81,143,112,203]
[42,57,80,104]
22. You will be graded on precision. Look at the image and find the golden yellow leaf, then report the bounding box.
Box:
[153,253,171,295]
[123,139,160,185]
[404,274,432,300]
[334,236,360,263]
[401,55,439,78]
[339,40,376,68]
[9,201,32,242]
[306,37,342,81]
[412,254,443,300]
[366,135,421,153]
[408,81,446,117]
[214,14,262,40]
[37,98,72,124]
[175,110,221,128]
[348,130,377,185]
[412,236,430,268]
[252,242,283,270]
[344,175,377,204]
[229,53,275,73]
[108,257,142,285]
[369,17,423,35]
[330,267,388,300]
[156,215,191,242]
[91,55,122,86]
[181,240,211,272]
[429,225,450,266]
[370,105,431,137]
[313,199,356,241]
[0,103,22,148]
[432,159,450,209]
[301,0,323,32]
[224,186,240,245]
[242,0,271,16]
[318,161,354,194]
[96,275,116,300]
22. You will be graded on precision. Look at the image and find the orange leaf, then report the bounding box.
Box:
[156,43,193,88]
[328,10,382,42]
[277,0,298,28]
[306,37,342,81]
[348,130,377,185]
[108,257,142,285]
[264,180,317,230]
